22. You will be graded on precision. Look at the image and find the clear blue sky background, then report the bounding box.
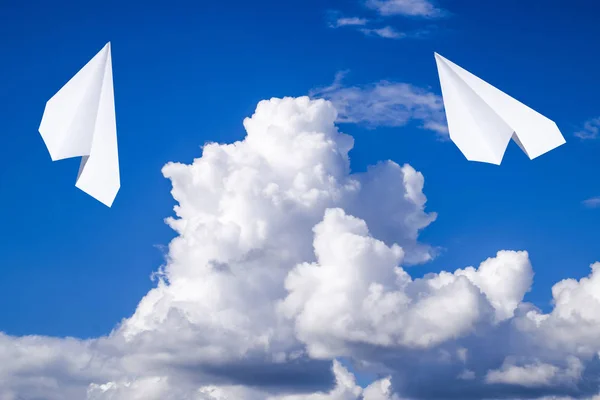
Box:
[0,0,599,341]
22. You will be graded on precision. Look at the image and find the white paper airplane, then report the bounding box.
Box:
[434,52,565,165]
[39,42,119,207]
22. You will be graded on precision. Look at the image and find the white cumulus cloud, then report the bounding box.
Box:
[2,96,600,400]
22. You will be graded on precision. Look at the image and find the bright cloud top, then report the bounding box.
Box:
[2,96,600,400]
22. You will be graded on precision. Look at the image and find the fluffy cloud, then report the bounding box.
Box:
[280,210,533,358]
[120,95,435,351]
[485,357,583,388]
[91,96,435,398]
[2,96,600,400]
[515,262,600,357]
[0,334,119,400]
[310,72,448,135]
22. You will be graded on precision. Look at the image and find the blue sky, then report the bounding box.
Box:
[1,1,600,396]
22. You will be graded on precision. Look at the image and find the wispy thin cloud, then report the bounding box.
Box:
[365,0,447,18]
[330,16,369,28]
[359,26,432,40]
[582,197,600,209]
[327,0,446,40]
[574,117,600,140]
[359,26,406,39]
[310,71,448,136]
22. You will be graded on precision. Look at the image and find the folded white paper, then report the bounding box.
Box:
[434,52,565,165]
[39,42,119,207]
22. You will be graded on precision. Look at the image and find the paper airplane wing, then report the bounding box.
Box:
[39,43,120,207]
[434,53,513,164]
[434,53,565,164]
